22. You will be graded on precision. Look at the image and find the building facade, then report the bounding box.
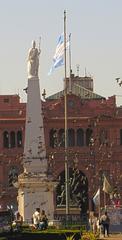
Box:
[0,75,121,217]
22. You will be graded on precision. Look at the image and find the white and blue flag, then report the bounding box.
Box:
[93,188,100,206]
[48,33,69,75]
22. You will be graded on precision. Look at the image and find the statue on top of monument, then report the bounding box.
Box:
[27,40,41,79]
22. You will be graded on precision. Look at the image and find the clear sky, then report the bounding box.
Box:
[0,0,122,105]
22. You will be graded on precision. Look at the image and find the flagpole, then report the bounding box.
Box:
[69,33,72,93]
[99,187,101,219]
[64,10,69,218]
[103,174,106,207]
[104,191,106,208]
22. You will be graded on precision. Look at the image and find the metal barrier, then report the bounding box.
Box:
[54,213,89,229]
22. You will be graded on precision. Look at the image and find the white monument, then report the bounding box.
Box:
[18,40,56,222]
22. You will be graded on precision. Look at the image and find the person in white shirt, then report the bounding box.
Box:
[92,214,98,234]
[32,208,40,229]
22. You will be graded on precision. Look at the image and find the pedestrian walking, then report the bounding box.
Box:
[100,211,110,237]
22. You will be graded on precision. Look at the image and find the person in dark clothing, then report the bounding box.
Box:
[100,211,110,237]
[39,210,48,230]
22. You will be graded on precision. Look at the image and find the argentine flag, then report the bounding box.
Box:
[48,33,69,75]
[93,188,100,206]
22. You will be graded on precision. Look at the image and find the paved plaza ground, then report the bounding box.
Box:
[99,233,122,239]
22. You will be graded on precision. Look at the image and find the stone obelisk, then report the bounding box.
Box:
[18,41,55,221]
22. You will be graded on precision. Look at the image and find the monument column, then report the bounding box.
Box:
[18,41,56,222]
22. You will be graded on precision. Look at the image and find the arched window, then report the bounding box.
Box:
[77,128,84,146]
[120,129,122,145]
[49,129,58,148]
[86,128,93,146]
[17,131,22,147]
[10,131,15,148]
[68,128,75,147]
[3,131,9,148]
[58,129,65,147]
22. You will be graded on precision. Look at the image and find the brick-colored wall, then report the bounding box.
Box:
[0,94,121,213]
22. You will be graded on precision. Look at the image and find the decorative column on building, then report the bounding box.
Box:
[18,40,56,221]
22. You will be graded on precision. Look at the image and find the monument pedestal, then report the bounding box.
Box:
[18,174,56,221]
